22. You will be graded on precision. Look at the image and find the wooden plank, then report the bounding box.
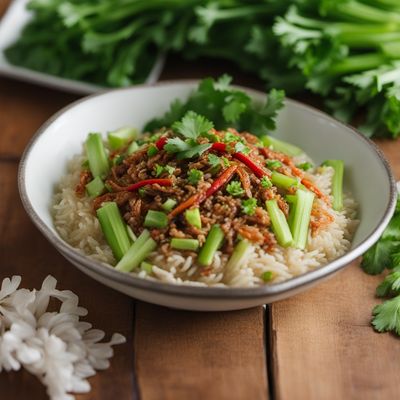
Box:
[0,162,137,400]
[134,302,268,400]
[0,77,78,158]
[270,140,400,400]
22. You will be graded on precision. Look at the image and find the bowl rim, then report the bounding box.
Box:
[18,80,397,300]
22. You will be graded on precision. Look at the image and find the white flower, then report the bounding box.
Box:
[0,275,125,399]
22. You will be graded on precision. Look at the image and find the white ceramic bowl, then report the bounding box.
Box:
[19,82,397,311]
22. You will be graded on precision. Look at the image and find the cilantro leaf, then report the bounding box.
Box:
[372,295,400,335]
[176,143,212,160]
[154,164,164,177]
[208,153,221,168]
[164,137,191,153]
[187,169,203,185]
[376,267,400,298]
[234,142,251,154]
[242,198,257,216]
[172,111,214,140]
[226,181,245,197]
[361,240,400,275]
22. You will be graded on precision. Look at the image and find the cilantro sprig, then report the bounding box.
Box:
[241,198,257,216]
[226,181,245,197]
[187,169,203,185]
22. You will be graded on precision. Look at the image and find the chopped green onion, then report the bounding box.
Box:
[144,210,168,229]
[266,199,293,247]
[115,230,156,272]
[271,171,299,190]
[108,127,137,150]
[86,176,105,198]
[162,198,177,212]
[96,202,131,260]
[126,225,137,242]
[322,160,344,211]
[185,208,202,229]
[266,160,282,170]
[140,261,153,274]
[198,224,224,266]
[261,271,274,282]
[297,162,313,171]
[224,240,252,282]
[85,133,110,178]
[127,141,139,154]
[147,145,158,157]
[290,189,315,250]
[171,238,200,251]
[260,135,303,156]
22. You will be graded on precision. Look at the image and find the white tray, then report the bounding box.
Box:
[0,0,164,94]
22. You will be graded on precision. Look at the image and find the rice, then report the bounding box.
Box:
[52,155,358,287]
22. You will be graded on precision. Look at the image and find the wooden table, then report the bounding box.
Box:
[1,28,400,400]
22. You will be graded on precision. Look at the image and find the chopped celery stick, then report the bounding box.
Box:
[290,189,315,250]
[224,240,252,282]
[108,127,137,150]
[86,176,105,198]
[115,234,156,273]
[271,171,299,190]
[162,198,177,212]
[97,202,131,260]
[144,210,168,229]
[262,271,273,282]
[86,133,110,178]
[126,225,137,242]
[140,261,153,274]
[285,194,297,204]
[266,199,293,247]
[198,224,224,266]
[171,238,200,251]
[322,160,344,211]
[260,135,303,156]
[185,208,202,229]
[127,141,139,154]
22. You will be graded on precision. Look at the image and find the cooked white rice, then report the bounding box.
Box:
[52,154,358,287]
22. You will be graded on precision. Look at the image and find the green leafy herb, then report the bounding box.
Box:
[372,296,400,335]
[222,157,230,167]
[241,198,257,216]
[226,181,245,197]
[172,111,214,140]
[261,176,272,188]
[297,162,313,171]
[376,267,400,298]
[147,145,158,157]
[266,160,282,169]
[154,164,175,177]
[187,169,203,185]
[234,142,251,154]
[223,131,240,143]
[208,153,222,169]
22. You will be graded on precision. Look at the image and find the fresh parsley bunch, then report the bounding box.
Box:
[362,192,400,335]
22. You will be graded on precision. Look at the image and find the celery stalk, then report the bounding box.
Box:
[224,240,252,282]
[260,135,303,156]
[322,160,344,211]
[171,238,200,251]
[86,176,105,197]
[115,230,155,272]
[96,202,131,260]
[144,210,168,228]
[185,208,202,228]
[86,133,110,178]
[271,171,299,190]
[162,198,177,212]
[266,199,293,247]
[198,225,224,266]
[108,127,137,150]
[290,189,315,250]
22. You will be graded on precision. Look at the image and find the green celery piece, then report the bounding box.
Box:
[285,194,297,204]
[97,202,131,260]
[322,160,344,211]
[116,235,156,273]
[290,189,315,250]
[261,271,274,282]
[140,261,153,274]
[185,208,202,229]
[198,224,224,266]
[86,176,105,198]
[127,141,140,154]
[224,240,252,282]
[271,171,299,190]
[162,198,177,212]
[86,133,110,178]
[144,210,168,229]
[126,225,137,242]
[266,199,293,247]
[171,238,200,251]
[108,127,138,150]
[261,135,303,156]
